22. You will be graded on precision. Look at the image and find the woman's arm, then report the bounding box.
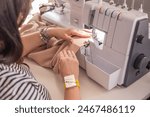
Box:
[21,27,90,57]
[59,50,80,100]
[21,28,57,56]
[64,86,80,100]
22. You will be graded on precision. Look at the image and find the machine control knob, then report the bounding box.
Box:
[133,54,149,70]
[136,35,144,44]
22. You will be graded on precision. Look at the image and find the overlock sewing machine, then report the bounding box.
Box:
[42,0,150,90]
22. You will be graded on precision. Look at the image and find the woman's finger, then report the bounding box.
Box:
[71,29,91,38]
[64,34,74,43]
[83,29,92,33]
[62,50,68,57]
[67,50,73,58]
[59,51,63,57]
[71,51,77,59]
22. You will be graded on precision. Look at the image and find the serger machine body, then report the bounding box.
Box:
[42,0,150,90]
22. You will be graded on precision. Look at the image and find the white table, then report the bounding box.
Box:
[25,59,150,100]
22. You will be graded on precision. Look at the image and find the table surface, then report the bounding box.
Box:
[24,59,150,100]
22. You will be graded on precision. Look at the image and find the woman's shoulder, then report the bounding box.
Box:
[0,63,51,100]
[0,63,29,73]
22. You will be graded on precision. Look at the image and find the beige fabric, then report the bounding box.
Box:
[21,14,87,73]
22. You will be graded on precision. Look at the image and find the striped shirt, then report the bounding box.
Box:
[0,63,51,100]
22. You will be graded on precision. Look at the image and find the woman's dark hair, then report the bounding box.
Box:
[0,0,31,64]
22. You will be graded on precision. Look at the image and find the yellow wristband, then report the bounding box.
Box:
[64,75,80,89]
[64,77,80,89]
[64,79,80,89]
[75,80,80,88]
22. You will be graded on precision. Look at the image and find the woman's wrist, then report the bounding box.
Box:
[64,74,80,89]
[47,28,58,38]
[40,27,51,44]
[63,73,79,80]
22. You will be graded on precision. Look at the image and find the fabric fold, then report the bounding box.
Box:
[21,14,87,73]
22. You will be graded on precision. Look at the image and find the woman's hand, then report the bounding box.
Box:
[59,50,79,80]
[48,27,91,41]
[59,50,81,100]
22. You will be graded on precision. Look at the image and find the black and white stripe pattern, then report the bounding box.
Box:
[0,63,51,100]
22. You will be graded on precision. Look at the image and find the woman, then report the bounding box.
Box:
[0,0,90,100]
